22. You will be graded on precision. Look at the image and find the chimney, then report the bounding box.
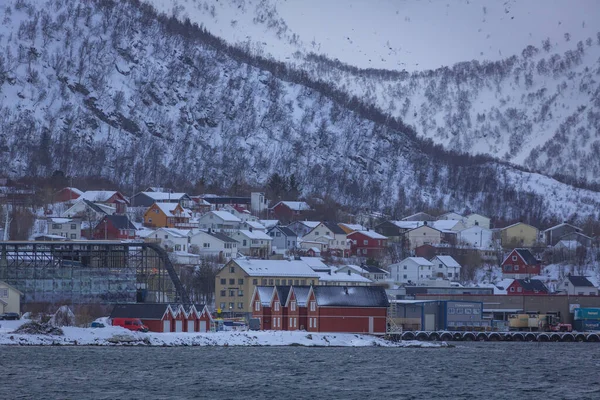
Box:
[249,227,253,232]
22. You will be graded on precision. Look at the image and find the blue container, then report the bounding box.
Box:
[574,308,600,321]
[573,320,600,331]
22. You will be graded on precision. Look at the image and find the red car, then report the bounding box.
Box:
[111,318,149,332]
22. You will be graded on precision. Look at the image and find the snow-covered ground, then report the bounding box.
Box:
[0,320,441,348]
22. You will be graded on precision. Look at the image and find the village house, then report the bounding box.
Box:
[47,217,82,240]
[559,231,593,248]
[405,224,443,249]
[54,187,83,203]
[200,195,251,211]
[143,202,193,229]
[222,205,259,223]
[437,211,463,221]
[92,215,137,240]
[189,230,239,261]
[302,222,349,256]
[62,199,116,219]
[429,255,462,281]
[337,223,367,234]
[402,212,436,221]
[130,191,193,208]
[145,227,192,252]
[79,191,129,214]
[232,229,273,258]
[250,286,276,330]
[389,257,435,284]
[556,275,599,296]
[501,248,542,278]
[498,222,540,248]
[543,223,584,246]
[374,220,419,239]
[335,264,390,282]
[270,201,312,222]
[267,225,298,253]
[270,286,291,330]
[505,279,549,295]
[197,210,242,233]
[306,286,389,334]
[347,230,388,258]
[464,213,491,229]
[242,220,267,232]
[0,280,22,314]
[214,259,320,314]
[458,225,494,249]
[286,220,321,238]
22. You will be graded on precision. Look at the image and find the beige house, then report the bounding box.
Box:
[464,213,491,229]
[500,222,539,248]
[0,280,22,314]
[215,259,320,314]
[405,225,442,249]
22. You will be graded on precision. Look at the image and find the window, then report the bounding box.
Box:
[253,279,258,285]
[255,301,260,311]
[517,287,522,293]
[439,264,443,269]
[363,240,368,245]
[220,278,226,285]
[294,280,299,285]
[262,279,267,285]
[0,288,8,298]
[229,302,234,310]
[301,280,306,285]
[274,302,280,311]
[203,243,210,248]
[269,279,274,285]
[276,232,281,237]
[220,290,226,296]
[219,302,226,310]
[229,266,235,273]
[510,287,515,292]
[512,256,517,261]
[238,279,244,285]
[238,302,244,309]
[229,290,235,297]
[291,301,297,311]
[309,318,313,328]
[514,266,519,271]
[403,275,407,279]
[229,279,235,285]
[70,224,77,230]
[403,266,407,270]
[313,318,317,328]
[243,240,247,246]
[70,234,76,239]
[52,224,61,229]
[448,273,452,278]
[310,301,316,311]
[315,231,319,236]
[238,290,243,297]
[289,317,293,327]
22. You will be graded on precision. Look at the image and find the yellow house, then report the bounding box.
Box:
[215,259,320,314]
[0,280,22,314]
[143,202,191,228]
[500,222,540,248]
[405,225,442,249]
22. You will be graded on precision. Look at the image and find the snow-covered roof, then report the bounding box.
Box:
[154,228,192,238]
[349,230,387,239]
[405,257,434,266]
[390,220,421,229]
[254,286,275,306]
[48,217,75,224]
[211,211,242,222]
[543,222,582,233]
[274,201,311,211]
[260,219,279,229]
[316,271,373,283]
[434,255,461,268]
[233,259,319,277]
[80,191,118,202]
[299,257,329,270]
[237,230,272,240]
[555,240,582,249]
[153,202,192,218]
[142,191,188,200]
[494,279,515,295]
[338,223,366,232]
[244,221,266,230]
[431,220,462,231]
[312,286,388,307]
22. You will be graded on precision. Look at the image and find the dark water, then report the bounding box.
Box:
[1,343,600,399]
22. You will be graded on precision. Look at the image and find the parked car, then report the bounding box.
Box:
[91,321,106,328]
[111,317,149,332]
[0,312,20,320]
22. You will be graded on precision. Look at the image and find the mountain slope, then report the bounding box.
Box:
[147,0,600,184]
[0,0,599,222]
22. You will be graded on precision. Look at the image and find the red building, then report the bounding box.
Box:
[270,286,291,331]
[348,230,388,258]
[92,215,137,240]
[251,286,275,330]
[54,187,83,203]
[110,304,176,332]
[306,286,389,335]
[506,279,549,295]
[501,248,541,278]
[187,304,214,332]
[285,286,311,331]
[270,201,311,223]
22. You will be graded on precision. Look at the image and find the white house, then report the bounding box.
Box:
[197,211,242,233]
[222,205,259,223]
[302,222,349,255]
[189,230,239,261]
[335,265,390,282]
[233,229,273,258]
[267,226,298,253]
[146,228,192,252]
[62,199,115,218]
[430,255,462,281]
[389,257,434,284]
[464,213,491,229]
[47,217,82,240]
[242,220,266,232]
[405,225,442,249]
[286,220,321,238]
[459,226,493,249]
[0,280,22,314]
[556,275,598,296]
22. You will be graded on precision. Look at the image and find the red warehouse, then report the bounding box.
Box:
[348,230,388,258]
[110,304,176,332]
[285,286,311,331]
[306,286,389,335]
[270,201,311,223]
[501,248,542,278]
[185,304,214,332]
[506,279,549,295]
[251,286,275,330]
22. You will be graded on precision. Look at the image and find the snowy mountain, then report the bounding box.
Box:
[0,0,599,222]
[147,0,600,184]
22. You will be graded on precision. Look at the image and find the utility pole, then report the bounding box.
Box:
[3,205,12,241]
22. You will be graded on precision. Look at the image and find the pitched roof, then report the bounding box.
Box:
[80,191,118,202]
[237,230,272,240]
[362,265,390,274]
[288,286,312,307]
[155,228,191,238]
[152,202,191,217]
[81,199,110,214]
[322,221,346,235]
[543,222,582,233]
[501,222,538,231]
[515,248,538,265]
[338,223,366,232]
[142,191,189,201]
[275,286,291,306]
[204,230,238,243]
[103,215,136,230]
[232,259,319,278]
[316,271,373,284]
[211,211,242,222]
[273,201,311,211]
[514,279,548,293]
[434,255,461,268]
[244,221,266,230]
[312,286,389,307]
[349,230,387,239]
[260,219,279,229]
[254,286,275,306]
[566,275,595,287]
[405,257,434,266]
[110,303,172,319]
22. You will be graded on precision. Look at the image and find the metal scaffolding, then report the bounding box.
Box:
[0,241,190,304]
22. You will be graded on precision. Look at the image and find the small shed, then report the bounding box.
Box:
[183,304,213,332]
